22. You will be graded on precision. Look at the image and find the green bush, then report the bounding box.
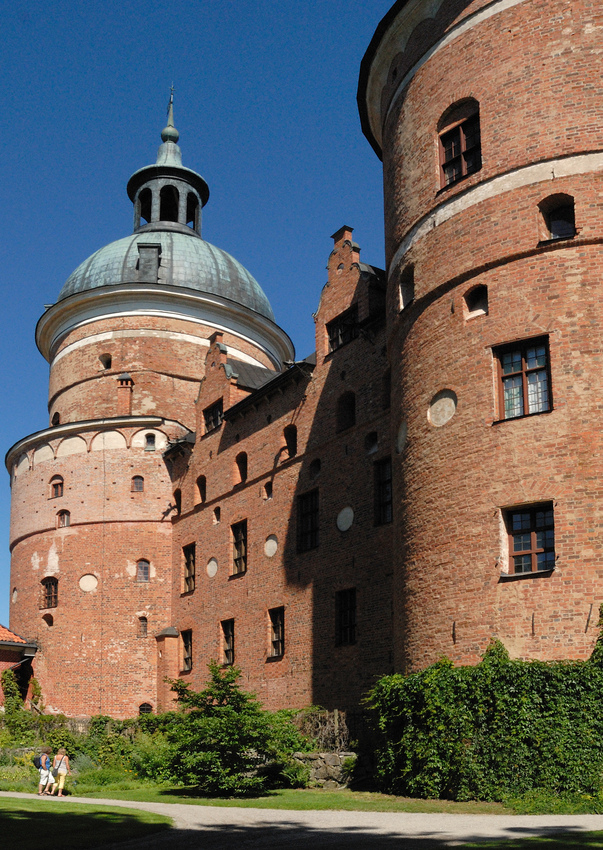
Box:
[166,662,311,795]
[366,637,603,801]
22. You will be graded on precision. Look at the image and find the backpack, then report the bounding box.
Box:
[33,755,42,769]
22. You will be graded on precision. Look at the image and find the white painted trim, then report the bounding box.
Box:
[365,0,529,150]
[389,151,603,274]
[51,328,268,369]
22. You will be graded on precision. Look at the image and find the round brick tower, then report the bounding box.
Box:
[6,101,293,717]
[359,0,603,670]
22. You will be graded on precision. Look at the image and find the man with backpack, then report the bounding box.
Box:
[35,747,53,795]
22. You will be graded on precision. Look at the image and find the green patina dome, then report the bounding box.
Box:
[57,229,275,321]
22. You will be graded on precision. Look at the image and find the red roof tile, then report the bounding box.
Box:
[0,624,27,644]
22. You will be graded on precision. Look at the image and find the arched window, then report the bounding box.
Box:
[144,433,156,451]
[136,559,150,582]
[196,475,206,504]
[464,284,488,318]
[139,187,152,225]
[399,265,415,310]
[160,185,179,222]
[139,702,153,715]
[138,616,148,638]
[264,481,273,500]
[235,452,248,484]
[49,476,63,499]
[539,194,576,242]
[336,392,356,432]
[41,577,58,609]
[131,475,144,492]
[99,353,112,370]
[51,412,61,427]
[57,510,70,528]
[283,425,297,458]
[173,489,182,515]
[213,506,221,524]
[186,192,199,229]
[438,99,481,188]
[42,613,54,627]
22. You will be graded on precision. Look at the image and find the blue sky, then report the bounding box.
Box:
[0,0,390,627]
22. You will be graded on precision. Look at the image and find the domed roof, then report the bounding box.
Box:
[57,228,275,321]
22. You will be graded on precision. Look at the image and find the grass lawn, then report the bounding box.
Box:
[0,797,172,850]
[78,784,511,813]
[459,834,603,849]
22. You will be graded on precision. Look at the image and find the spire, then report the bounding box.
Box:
[156,86,182,167]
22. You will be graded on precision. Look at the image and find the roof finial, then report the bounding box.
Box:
[161,85,179,144]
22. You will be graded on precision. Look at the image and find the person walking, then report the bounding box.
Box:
[50,748,72,797]
[37,747,53,795]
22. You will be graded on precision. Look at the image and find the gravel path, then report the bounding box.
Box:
[3,790,603,849]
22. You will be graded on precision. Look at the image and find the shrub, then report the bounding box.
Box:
[366,637,603,801]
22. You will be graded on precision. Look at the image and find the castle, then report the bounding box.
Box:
[5,0,603,718]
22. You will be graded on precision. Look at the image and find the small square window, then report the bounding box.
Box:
[183,543,196,593]
[269,607,285,658]
[232,521,247,574]
[204,400,224,434]
[505,503,555,574]
[336,588,356,646]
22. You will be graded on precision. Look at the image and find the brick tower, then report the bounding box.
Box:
[6,101,293,717]
[358,0,603,670]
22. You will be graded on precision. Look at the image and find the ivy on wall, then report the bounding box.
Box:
[366,632,603,801]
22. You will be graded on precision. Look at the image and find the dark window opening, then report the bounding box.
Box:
[399,265,415,309]
[297,489,319,552]
[182,629,193,672]
[137,559,150,583]
[232,520,248,574]
[131,475,144,492]
[42,613,54,627]
[173,489,182,515]
[336,391,356,432]
[222,619,235,666]
[284,425,297,458]
[50,476,64,499]
[144,433,156,451]
[506,503,555,574]
[160,184,179,222]
[138,616,148,638]
[139,188,152,224]
[196,475,206,504]
[327,305,358,352]
[235,452,248,484]
[264,481,273,500]
[139,702,153,715]
[269,607,285,658]
[52,412,60,427]
[374,457,393,526]
[496,337,551,420]
[309,458,321,480]
[439,101,481,188]
[186,192,199,229]
[57,510,70,528]
[99,353,112,369]
[204,400,223,434]
[183,543,196,593]
[336,588,356,646]
[539,195,576,242]
[213,506,221,524]
[41,577,58,609]
[465,285,488,317]
[364,432,378,455]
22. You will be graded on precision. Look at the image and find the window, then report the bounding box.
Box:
[138,187,152,224]
[336,392,356,432]
[181,629,193,672]
[222,619,235,666]
[374,457,393,526]
[283,425,297,458]
[173,489,182,515]
[139,702,153,715]
[99,353,112,369]
[196,475,206,504]
[50,476,63,499]
[232,520,248,574]
[327,305,358,352]
[336,588,356,646]
[186,192,199,229]
[160,184,179,222]
[399,265,415,309]
[464,284,488,318]
[235,452,248,484]
[269,607,285,658]
[496,338,551,420]
[183,543,196,593]
[136,559,150,582]
[204,399,223,433]
[309,458,321,480]
[138,616,148,638]
[264,481,273,500]
[297,489,319,552]
[213,506,221,524]
[439,100,481,188]
[539,194,576,242]
[506,504,555,574]
[364,432,378,455]
[57,510,70,528]
[144,433,156,451]
[52,412,60,427]
[41,577,58,609]
[131,475,144,492]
